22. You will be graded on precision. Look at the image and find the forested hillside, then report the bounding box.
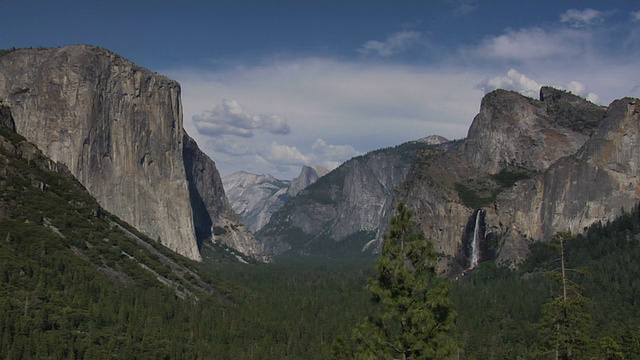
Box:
[2,104,640,358]
[0,107,374,359]
[453,204,640,358]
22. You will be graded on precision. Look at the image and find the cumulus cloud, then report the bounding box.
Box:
[192,99,290,138]
[475,69,541,98]
[311,139,361,169]
[564,81,600,103]
[261,142,310,166]
[358,30,422,56]
[560,8,606,27]
[476,69,600,103]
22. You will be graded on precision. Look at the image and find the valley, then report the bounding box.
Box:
[1,44,640,358]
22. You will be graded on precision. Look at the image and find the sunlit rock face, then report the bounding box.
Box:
[398,88,639,268]
[223,165,329,233]
[490,97,640,264]
[461,87,605,175]
[0,45,268,262]
[256,143,432,257]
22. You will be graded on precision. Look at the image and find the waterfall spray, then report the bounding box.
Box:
[469,210,483,269]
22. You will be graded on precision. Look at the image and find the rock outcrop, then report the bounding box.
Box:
[223,171,290,233]
[0,45,267,261]
[287,165,329,197]
[223,165,329,233]
[183,135,268,261]
[256,142,440,257]
[461,88,605,174]
[395,88,638,269]
[258,86,638,270]
[489,97,640,263]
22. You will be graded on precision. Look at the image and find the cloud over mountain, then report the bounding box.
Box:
[193,99,290,138]
[476,69,600,103]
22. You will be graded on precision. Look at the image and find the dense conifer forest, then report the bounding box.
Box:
[2,117,640,358]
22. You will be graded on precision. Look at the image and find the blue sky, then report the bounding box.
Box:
[2,1,639,179]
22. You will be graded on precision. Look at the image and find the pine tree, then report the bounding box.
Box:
[350,203,458,359]
[536,232,594,359]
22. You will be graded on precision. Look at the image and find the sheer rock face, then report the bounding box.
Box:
[183,135,268,261]
[287,165,329,197]
[461,87,605,174]
[223,171,290,233]
[257,146,423,257]
[394,89,638,268]
[0,45,266,262]
[490,98,640,263]
[393,150,478,258]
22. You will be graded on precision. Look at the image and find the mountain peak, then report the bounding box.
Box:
[461,87,606,174]
[223,165,329,233]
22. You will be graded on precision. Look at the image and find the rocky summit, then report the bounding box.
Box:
[257,86,640,271]
[396,87,638,270]
[256,140,444,257]
[0,45,267,262]
[223,165,328,233]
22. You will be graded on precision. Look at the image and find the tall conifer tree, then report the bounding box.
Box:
[536,232,594,359]
[351,203,458,359]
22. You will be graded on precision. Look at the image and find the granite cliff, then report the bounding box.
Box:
[395,87,638,270]
[488,96,640,264]
[223,165,328,233]
[256,141,445,257]
[257,86,639,272]
[0,45,266,262]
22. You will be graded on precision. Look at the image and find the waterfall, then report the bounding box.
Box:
[469,210,483,269]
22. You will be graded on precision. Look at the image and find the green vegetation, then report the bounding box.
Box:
[3,112,640,358]
[456,167,532,208]
[454,205,640,358]
[454,182,496,209]
[490,168,531,188]
[340,204,458,358]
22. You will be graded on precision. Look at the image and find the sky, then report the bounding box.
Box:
[1,0,639,179]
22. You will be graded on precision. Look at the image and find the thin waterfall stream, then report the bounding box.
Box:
[469,210,483,269]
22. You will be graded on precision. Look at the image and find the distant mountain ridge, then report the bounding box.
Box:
[223,165,329,233]
[256,139,450,257]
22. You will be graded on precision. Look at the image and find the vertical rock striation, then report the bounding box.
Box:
[491,98,640,263]
[184,135,268,261]
[0,45,266,261]
[223,165,329,234]
[257,143,430,257]
[461,88,605,174]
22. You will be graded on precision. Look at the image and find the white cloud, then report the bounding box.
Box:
[476,69,541,98]
[358,30,422,57]
[193,99,290,138]
[631,10,640,21]
[564,81,600,103]
[311,139,361,169]
[263,142,310,166]
[476,69,600,104]
[258,114,290,135]
[169,12,639,179]
[205,136,251,156]
[561,8,606,27]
